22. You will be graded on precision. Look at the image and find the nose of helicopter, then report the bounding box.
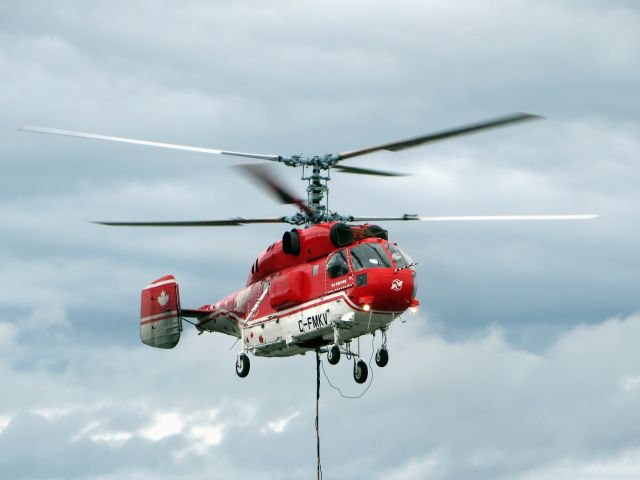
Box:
[350,268,416,312]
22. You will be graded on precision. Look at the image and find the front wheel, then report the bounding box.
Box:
[236,353,250,378]
[327,344,341,365]
[353,359,368,384]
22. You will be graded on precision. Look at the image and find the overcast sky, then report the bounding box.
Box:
[1,1,640,479]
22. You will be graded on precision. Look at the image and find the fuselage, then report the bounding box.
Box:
[195,223,419,357]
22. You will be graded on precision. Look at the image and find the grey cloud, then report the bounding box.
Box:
[3,313,640,479]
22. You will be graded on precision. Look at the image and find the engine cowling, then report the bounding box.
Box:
[269,270,310,310]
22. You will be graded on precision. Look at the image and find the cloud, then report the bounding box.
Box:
[32,407,76,421]
[189,423,223,448]
[0,415,11,435]
[0,323,18,352]
[619,375,640,393]
[0,309,639,478]
[138,412,184,441]
[261,411,300,434]
[71,419,137,449]
[88,430,134,448]
[21,303,71,334]
[519,449,640,480]
[362,313,640,479]
[383,451,444,480]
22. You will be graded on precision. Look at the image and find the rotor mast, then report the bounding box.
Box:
[278,154,345,226]
[304,162,328,221]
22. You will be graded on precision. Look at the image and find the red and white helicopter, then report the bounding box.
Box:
[21,113,596,383]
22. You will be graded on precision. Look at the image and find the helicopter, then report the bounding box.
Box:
[20,113,597,383]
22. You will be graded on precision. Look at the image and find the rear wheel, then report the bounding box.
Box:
[236,353,250,378]
[353,359,368,384]
[327,344,341,365]
[375,347,389,367]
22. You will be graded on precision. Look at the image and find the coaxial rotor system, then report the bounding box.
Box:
[20,113,597,226]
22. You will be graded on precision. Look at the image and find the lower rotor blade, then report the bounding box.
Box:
[350,214,599,222]
[237,164,313,216]
[420,214,598,222]
[92,217,287,227]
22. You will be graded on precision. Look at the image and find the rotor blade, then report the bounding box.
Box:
[337,112,542,161]
[92,217,288,227]
[19,125,280,161]
[349,214,599,222]
[333,165,410,177]
[237,163,313,216]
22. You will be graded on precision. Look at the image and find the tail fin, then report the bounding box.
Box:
[140,275,182,349]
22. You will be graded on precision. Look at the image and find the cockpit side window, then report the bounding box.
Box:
[350,243,392,271]
[326,249,350,279]
[387,243,414,269]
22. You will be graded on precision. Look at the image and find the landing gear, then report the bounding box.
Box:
[236,353,250,378]
[353,359,368,384]
[327,344,341,365]
[375,347,389,367]
[375,327,389,367]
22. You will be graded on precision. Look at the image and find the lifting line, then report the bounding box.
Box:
[315,350,322,480]
[314,334,378,478]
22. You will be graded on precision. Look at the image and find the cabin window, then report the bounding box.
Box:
[350,243,392,271]
[326,250,349,279]
[387,243,415,270]
[312,264,319,276]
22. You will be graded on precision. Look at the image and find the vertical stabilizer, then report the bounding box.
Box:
[140,275,181,349]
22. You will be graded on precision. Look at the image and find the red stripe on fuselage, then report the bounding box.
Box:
[197,292,406,328]
[140,312,179,325]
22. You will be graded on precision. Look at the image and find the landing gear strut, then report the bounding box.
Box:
[375,327,389,367]
[236,352,250,378]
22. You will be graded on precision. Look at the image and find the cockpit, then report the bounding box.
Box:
[326,241,415,279]
[325,239,418,311]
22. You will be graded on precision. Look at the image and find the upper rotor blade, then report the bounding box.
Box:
[92,217,288,227]
[350,214,599,222]
[19,125,280,161]
[333,165,409,177]
[237,163,313,216]
[337,112,542,161]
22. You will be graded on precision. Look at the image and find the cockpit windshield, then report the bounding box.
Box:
[387,243,415,269]
[350,243,392,271]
